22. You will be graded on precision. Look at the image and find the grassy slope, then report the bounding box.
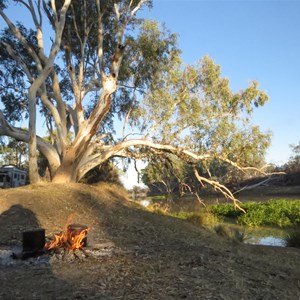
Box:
[0,183,300,299]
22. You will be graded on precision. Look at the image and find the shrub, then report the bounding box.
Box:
[210,200,300,227]
[147,203,170,214]
[214,224,231,237]
[186,212,221,226]
[213,225,248,243]
[209,203,243,218]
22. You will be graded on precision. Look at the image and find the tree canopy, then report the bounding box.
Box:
[0,0,271,209]
[0,137,28,168]
[283,142,300,173]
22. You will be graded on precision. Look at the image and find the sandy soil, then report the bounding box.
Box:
[0,183,299,299]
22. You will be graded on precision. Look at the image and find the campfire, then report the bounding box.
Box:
[11,223,90,260]
[45,224,89,252]
[8,223,120,263]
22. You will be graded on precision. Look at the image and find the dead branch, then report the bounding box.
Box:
[193,167,245,212]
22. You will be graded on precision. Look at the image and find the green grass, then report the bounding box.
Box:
[209,199,300,227]
[169,211,222,226]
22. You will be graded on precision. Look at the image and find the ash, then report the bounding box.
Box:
[0,241,123,267]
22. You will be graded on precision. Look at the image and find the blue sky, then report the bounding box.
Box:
[138,0,300,165]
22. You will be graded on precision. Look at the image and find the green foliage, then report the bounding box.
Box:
[139,55,270,150]
[239,200,300,227]
[0,137,28,168]
[140,56,271,193]
[80,161,123,186]
[209,202,252,218]
[142,155,192,195]
[0,25,32,122]
[283,142,300,172]
[210,200,300,227]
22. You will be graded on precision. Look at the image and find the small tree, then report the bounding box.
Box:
[0,137,28,168]
[285,142,300,172]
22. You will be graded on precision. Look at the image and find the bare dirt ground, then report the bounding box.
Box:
[0,183,299,299]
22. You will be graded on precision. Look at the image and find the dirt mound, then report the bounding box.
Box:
[0,183,300,299]
[0,183,213,248]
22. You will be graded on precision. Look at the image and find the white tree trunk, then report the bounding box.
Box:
[28,88,40,183]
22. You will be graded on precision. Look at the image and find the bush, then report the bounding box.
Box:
[214,224,230,237]
[285,228,300,248]
[213,225,248,243]
[210,200,300,227]
[209,202,257,219]
[187,212,221,226]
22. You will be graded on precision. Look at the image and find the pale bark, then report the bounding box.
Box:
[76,138,270,183]
[52,79,117,183]
[28,88,40,183]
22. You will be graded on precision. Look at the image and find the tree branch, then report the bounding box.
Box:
[0,110,60,175]
[193,167,245,212]
[77,138,274,207]
[1,41,34,82]
[96,0,104,74]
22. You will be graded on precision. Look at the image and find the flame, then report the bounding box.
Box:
[69,228,89,250]
[45,225,89,252]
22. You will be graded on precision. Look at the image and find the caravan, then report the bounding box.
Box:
[0,165,27,188]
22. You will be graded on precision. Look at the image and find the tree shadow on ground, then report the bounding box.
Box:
[0,204,42,245]
[72,186,207,254]
[0,205,92,300]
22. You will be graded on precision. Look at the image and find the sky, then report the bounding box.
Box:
[1,1,300,188]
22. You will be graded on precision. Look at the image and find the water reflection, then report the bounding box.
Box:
[246,236,286,247]
[214,223,288,247]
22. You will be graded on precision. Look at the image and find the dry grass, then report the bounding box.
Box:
[0,183,300,299]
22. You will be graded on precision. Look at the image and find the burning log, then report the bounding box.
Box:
[45,223,89,252]
[67,224,88,248]
[12,224,91,261]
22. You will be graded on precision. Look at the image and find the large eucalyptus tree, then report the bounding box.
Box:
[0,0,271,209]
